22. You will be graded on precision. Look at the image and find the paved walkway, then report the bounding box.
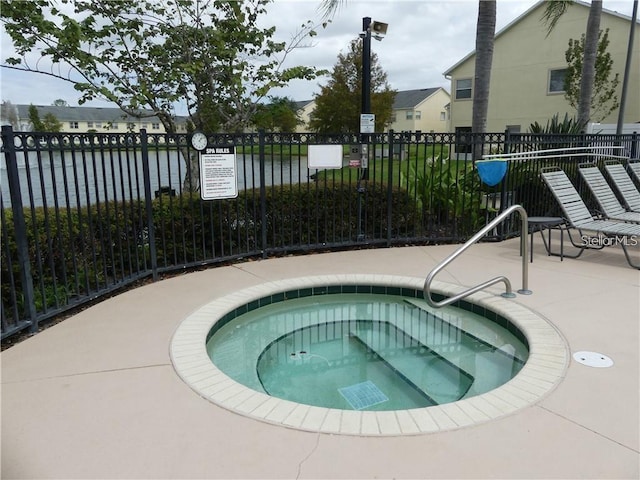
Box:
[2,238,639,479]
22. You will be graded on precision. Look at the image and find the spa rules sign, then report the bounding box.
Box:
[199,146,238,200]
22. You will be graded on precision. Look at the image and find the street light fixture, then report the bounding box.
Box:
[372,21,388,40]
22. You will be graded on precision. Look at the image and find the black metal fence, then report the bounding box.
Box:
[2,125,638,341]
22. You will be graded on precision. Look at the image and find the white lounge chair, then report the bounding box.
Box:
[540,167,640,269]
[577,163,640,223]
[628,159,640,184]
[603,160,640,213]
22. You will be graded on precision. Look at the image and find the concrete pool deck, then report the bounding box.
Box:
[2,238,639,479]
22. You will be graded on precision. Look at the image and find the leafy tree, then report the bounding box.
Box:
[42,112,63,132]
[252,96,300,132]
[564,28,620,122]
[542,0,603,129]
[27,104,62,131]
[1,0,323,187]
[309,39,395,133]
[52,99,69,107]
[28,104,44,131]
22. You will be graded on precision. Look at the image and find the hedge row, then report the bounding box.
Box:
[2,183,423,317]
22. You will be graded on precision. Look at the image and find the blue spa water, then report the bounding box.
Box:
[206,292,528,411]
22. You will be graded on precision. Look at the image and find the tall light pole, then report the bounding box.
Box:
[356,17,372,241]
[357,17,387,241]
[361,17,372,118]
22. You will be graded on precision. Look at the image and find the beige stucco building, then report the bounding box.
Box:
[293,100,316,133]
[444,0,639,134]
[9,104,189,133]
[389,87,450,133]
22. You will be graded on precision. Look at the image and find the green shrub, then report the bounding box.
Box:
[403,159,481,231]
[2,200,149,317]
[529,113,583,134]
[2,185,423,319]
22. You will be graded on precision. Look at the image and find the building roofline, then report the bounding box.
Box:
[14,104,189,122]
[392,87,449,109]
[443,0,638,76]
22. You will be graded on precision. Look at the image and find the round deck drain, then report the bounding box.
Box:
[573,351,613,368]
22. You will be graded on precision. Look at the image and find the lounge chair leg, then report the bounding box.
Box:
[543,228,587,259]
[620,243,640,269]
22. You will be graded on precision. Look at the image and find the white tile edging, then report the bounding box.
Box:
[169,274,569,436]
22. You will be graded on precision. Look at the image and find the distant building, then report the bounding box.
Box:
[10,104,189,133]
[390,88,450,132]
[294,87,451,133]
[293,100,315,133]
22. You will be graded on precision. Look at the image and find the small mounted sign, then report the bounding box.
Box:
[199,146,238,200]
[349,144,361,167]
[360,114,375,134]
[307,144,343,169]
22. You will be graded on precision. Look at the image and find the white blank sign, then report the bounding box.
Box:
[307,144,343,169]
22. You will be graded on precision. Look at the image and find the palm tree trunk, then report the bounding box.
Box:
[617,0,638,133]
[472,0,496,159]
[577,0,602,129]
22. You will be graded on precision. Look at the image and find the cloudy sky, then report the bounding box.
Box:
[0,0,635,114]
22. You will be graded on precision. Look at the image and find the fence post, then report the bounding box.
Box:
[140,129,158,281]
[496,129,512,239]
[386,130,394,246]
[502,128,512,154]
[259,130,267,259]
[2,125,38,333]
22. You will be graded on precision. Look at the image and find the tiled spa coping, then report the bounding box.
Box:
[170,275,569,436]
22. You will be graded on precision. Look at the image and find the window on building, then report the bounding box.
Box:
[440,111,446,121]
[506,125,521,134]
[455,126,473,153]
[406,111,413,120]
[548,69,567,93]
[415,111,421,120]
[141,123,148,129]
[95,122,102,129]
[69,121,79,129]
[87,121,94,128]
[391,113,396,123]
[152,123,160,130]
[455,78,472,100]
[111,123,118,129]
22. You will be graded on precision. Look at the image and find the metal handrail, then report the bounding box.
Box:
[424,204,531,308]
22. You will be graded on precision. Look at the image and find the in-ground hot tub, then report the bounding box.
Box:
[170,275,568,436]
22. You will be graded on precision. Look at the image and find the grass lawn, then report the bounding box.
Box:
[313,144,469,189]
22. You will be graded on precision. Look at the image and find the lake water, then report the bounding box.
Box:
[1,150,317,208]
